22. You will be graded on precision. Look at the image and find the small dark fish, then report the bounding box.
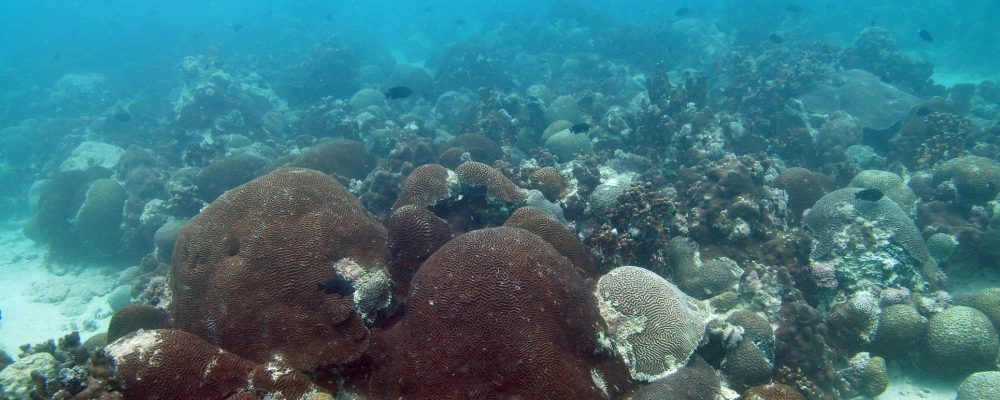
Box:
[112,112,132,122]
[785,4,802,12]
[424,5,436,12]
[570,122,591,134]
[674,7,690,17]
[855,188,885,202]
[918,28,933,42]
[769,33,784,44]
[915,106,933,116]
[232,23,244,32]
[454,19,466,27]
[325,14,332,22]
[385,86,413,99]
[318,276,355,296]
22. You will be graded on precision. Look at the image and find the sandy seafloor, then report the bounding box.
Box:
[0,222,113,357]
[3,221,996,399]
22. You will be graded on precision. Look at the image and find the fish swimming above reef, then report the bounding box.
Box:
[385,86,413,99]
[318,275,355,296]
[785,3,803,13]
[232,23,244,32]
[918,28,933,42]
[570,122,591,134]
[769,33,784,44]
[854,188,885,202]
[674,7,690,17]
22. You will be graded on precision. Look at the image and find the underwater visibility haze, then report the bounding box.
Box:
[2,0,1000,399]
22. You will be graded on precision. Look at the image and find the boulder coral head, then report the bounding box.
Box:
[595,265,710,382]
[371,227,629,399]
[108,329,319,400]
[803,187,940,295]
[171,168,389,371]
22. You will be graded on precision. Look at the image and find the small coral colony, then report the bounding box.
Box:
[3,4,1000,400]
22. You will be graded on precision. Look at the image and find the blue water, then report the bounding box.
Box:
[2,0,1000,399]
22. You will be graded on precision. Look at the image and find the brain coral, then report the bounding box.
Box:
[456,161,528,202]
[804,187,931,265]
[544,129,595,161]
[387,204,452,289]
[741,383,804,400]
[667,237,743,299]
[596,266,710,382]
[195,153,267,202]
[957,371,1000,400]
[529,166,568,201]
[372,227,627,399]
[74,178,127,258]
[632,356,720,400]
[443,133,504,164]
[107,304,173,342]
[171,168,389,370]
[802,187,938,292]
[966,287,1000,329]
[873,303,927,358]
[919,306,999,377]
[934,155,1000,205]
[848,170,917,214]
[288,138,376,182]
[504,206,596,277]
[772,167,834,220]
[393,163,455,209]
[107,329,319,400]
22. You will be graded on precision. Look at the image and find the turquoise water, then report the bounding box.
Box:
[1,1,999,399]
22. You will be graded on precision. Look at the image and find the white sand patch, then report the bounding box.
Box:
[0,223,116,356]
[876,361,956,400]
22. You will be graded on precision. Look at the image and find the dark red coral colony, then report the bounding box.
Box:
[170,168,387,371]
[370,227,627,399]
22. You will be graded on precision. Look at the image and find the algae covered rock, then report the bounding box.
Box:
[0,353,57,399]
